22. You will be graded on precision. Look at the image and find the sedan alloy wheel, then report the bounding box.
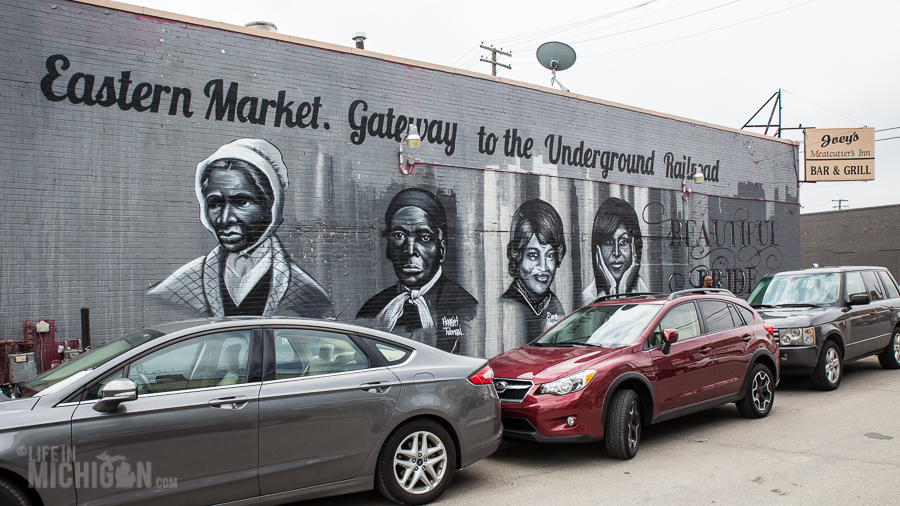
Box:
[393,430,448,494]
[376,419,457,506]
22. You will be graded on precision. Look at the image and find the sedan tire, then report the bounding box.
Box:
[0,477,31,506]
[375,419,456,505]
[810,340,842,391]
[877,329,900,370]
[736,363,774,418]
[605,388,641,460]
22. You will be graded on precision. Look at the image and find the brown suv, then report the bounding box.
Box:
[748,266,900,390]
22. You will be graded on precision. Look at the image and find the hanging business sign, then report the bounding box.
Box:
[804,127,875,181]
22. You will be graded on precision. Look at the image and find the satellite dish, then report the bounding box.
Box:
[536,41,576,92]
[536,42,576,71]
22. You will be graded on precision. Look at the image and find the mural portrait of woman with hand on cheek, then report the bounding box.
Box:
[582,197,648,304]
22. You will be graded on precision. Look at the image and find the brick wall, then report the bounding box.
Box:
[0,0,800,356]
[801,205,900,276]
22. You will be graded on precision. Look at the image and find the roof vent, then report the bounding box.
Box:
[244,21,277,33]
[352,32,367,49]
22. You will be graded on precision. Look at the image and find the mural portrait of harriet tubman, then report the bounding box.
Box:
[500,199,566,345]
[357,188,478,354]
[148,138,331,317]
[582,197,648,304]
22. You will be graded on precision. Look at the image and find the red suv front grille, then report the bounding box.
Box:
[493,378,533,403]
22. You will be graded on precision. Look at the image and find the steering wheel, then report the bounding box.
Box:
[136,372,156,393]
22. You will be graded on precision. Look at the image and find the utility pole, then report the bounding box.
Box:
[480,44,511,76]
[832,199,849,210]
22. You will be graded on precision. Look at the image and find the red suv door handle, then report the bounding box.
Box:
[741,334,752,342]
[699,346,712,355]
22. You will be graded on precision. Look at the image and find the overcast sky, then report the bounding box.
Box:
[129,0,898,214]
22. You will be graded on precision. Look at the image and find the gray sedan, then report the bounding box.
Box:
[0,318,501,506]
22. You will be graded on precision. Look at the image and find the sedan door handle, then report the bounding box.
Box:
[209,395,249,409]
[360,381,392,394]
[741,334,752,342]
[699,346,712,355]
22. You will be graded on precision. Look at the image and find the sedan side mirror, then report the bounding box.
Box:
[848,294,871,306]
[93,378,138,413]
[661,328,679,355]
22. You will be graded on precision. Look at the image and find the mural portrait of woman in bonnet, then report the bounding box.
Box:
[501,199,566,344]
[148,138,331,318]
[582,197,648,304]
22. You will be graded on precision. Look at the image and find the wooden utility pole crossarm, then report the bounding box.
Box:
[480,44,511,76]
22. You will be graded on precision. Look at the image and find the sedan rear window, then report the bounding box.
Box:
[534,304,662,348]
[362,337,412,365]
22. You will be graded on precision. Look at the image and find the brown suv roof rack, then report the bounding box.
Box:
[667,288,736,300]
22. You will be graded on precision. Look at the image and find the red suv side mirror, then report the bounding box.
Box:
[661,328,678,355]
[663,328,679,343]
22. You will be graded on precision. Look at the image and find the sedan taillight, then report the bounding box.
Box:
[468,365,494,385]
[763,323,774,336]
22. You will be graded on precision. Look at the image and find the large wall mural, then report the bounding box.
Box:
[147,139,332,318]
[0,0,800,357]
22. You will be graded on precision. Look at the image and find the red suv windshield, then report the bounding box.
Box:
[533,303,663,348]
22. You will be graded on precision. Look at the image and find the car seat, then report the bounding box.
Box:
[306,344,335,375]
[217,344,245,386]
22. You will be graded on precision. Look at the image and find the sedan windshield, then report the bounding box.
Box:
[17,330,164,398]
[534,303,662,348]
[748,273,840,307]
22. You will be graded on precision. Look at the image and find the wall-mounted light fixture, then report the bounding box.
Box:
[682,163,705,198]
[398,124,422,175]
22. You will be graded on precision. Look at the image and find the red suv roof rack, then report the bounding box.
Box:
[667,288,736,300]
[593,292,668,303]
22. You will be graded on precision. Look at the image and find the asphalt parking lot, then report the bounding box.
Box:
[299,357,900,506]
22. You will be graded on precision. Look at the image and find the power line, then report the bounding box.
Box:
[513,0,700,51]
[801,181,868,190]
[565,0,742,47]
[781,89,866,126]
[489,0,661,47]
[572,0,817,60]
[876,135,900,142]
[449,45,482,69]
[507,0,725,55]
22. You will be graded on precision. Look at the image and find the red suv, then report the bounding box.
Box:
[489,289,778,459]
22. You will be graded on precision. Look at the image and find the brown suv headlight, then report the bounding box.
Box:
[778,327,815,346]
